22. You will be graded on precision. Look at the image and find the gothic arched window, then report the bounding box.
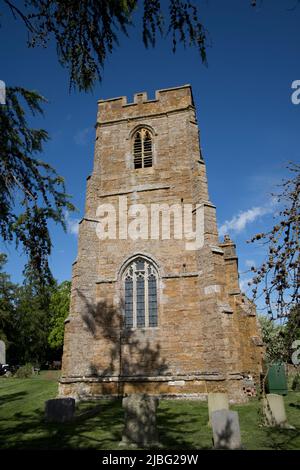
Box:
[123,257,158,328]
[133,128,153,169]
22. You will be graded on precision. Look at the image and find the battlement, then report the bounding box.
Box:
[97,84,195,124]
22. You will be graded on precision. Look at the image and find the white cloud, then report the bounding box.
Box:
[74,127,94,146]
[239,278,251,293]
[65,211,80,236]
[219,202,274,237]
[245,259,256,268]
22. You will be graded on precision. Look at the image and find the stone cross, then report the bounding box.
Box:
[0,340,6,364]
[211,409,242,450]
[121,394,159,448]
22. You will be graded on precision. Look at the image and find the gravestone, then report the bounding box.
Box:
[211,409,242,450]
[45,398,75,423]
[0,80,5,105]
[121,394,159,447]
[0,340,6,365]
[208,392,229,426]
[262,393,294,428]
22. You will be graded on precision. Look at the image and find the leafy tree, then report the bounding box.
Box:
[7,269,54,365]
[259,315,285,364]
[0,87,74,284]
[2,1,293,93]
[3,0,208,91]
[1,263,71,365]
[283,305,300,363]
[0,253,17,345]
[48,280,71,354]
[248,163,299,320]
[259,306,300,366]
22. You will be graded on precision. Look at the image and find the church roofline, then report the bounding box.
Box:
[97,84,194,107]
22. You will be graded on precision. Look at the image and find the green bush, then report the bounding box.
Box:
[14,363,34,379]
[292,373,300,391]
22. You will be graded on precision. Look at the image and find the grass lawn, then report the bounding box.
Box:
[0,371,299,450]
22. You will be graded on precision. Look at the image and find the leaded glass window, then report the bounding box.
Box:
[125,277,133,328]
[133,128,153,169]
[148,274,157,327]
[123,257,158,328]
[136,276,145,327]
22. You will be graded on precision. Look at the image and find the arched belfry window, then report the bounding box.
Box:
[133,128,153,169]
[123,257,158,328]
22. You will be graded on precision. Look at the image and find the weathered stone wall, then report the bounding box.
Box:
[60,85,263,402]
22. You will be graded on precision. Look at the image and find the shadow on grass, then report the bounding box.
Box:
[0,391,27,408]
[0,400,124,450]
[0,398,214,450]
[264,426,300,450]
[2,393,300,450]
[289,403,300,410]
[157,404,211,450]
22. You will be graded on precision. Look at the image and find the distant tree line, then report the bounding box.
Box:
[0,253,70,366]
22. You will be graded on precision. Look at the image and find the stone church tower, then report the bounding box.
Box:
[59,85,263,402]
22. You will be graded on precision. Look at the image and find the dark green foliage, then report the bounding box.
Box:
[0,87,74,284]
[48,280,71,352]
[259,315,285,363]
[0,253,17,344]
[3,1,209,91]
[14,363,34,378]
[259,305,300,367]
[8,274,54,365]
[0,256,71,365]
[284,305,300,361]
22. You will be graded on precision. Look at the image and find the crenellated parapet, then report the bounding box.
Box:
[97,85,196,125]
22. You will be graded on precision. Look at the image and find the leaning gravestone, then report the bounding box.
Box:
[0,340,5,365]
[262,393,294,429]
[211,409,242,450]
[45,398,75,423]
[121,394,159,447]
[208,392,229,426]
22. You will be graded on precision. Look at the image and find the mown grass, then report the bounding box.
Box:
[0,372,299,450]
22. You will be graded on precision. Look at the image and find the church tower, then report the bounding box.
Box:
[59,85,263,402]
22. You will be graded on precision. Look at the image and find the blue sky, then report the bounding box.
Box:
[1,0,299,307]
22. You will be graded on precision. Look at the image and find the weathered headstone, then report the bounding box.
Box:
[0,340,6,365]
[121,394,159,447]
[0,80,5,105]
[262,393,294,428]
[45,398,75,423]
[208,392,229,426]
[211,409,242,450]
